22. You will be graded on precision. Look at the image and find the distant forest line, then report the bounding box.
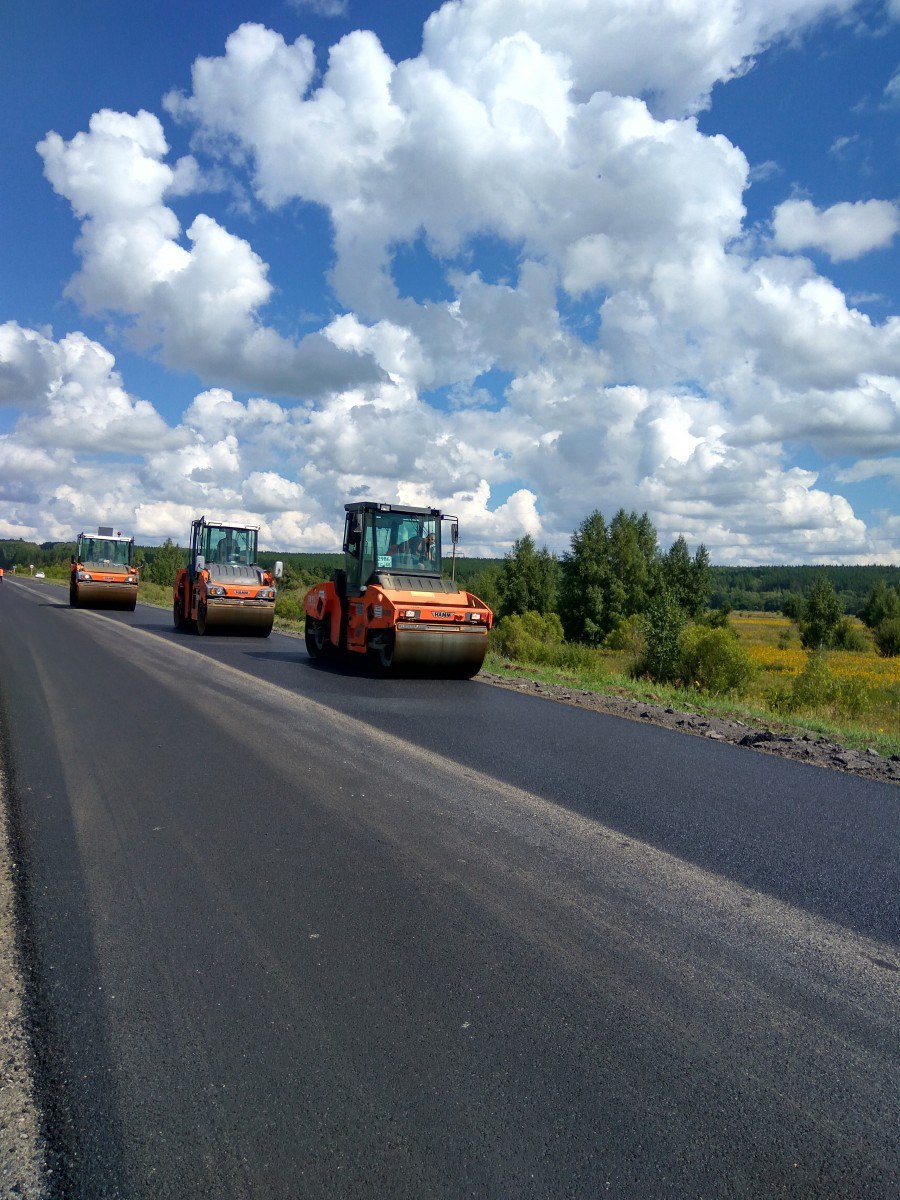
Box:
[2,537,899,615]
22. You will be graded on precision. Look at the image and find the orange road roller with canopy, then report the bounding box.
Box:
[304,502,493,675]
[173,516,283,636]
[70,528,139,610]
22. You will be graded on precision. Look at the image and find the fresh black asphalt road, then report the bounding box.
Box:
[0,577,897,1198]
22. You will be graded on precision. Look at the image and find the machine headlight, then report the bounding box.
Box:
[256,588,275,600]
[402,609,420,620]
[207,585,226,597]
[77,571,92,582]
[126,576,137,585]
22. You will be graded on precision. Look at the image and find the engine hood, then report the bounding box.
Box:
[206,564,263,586]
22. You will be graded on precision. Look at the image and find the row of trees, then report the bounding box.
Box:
[479,509,711,646]
[708,564,900,615]
[482,511,900,690]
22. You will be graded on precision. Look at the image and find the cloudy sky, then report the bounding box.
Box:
[2,0,899,561]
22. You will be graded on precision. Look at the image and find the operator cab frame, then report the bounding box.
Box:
[73,529,135,570]
[189,516,261,578]
[340,502,459,595]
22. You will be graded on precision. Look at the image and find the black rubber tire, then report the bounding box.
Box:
[367,631,395,675]
[196,601,209,635]
[304,618,331,659]
[173,596,187,630]
[69,580,78,608]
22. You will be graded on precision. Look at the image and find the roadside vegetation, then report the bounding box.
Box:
[470,516,899,756]
[6,518,898,756]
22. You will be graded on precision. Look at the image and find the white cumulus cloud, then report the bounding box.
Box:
[421,0,859,118]
[37,109,382,398]
[772,198,900,261]
[5,1,898,560]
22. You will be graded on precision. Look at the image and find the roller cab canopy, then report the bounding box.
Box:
[76,530,134,573]
[341,502,461,593]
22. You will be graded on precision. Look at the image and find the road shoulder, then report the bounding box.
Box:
[0,753,49,1198]
[480,671,900,786]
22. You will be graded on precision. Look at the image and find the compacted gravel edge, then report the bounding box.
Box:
[0,754,50,1199]
[479,670,900,786]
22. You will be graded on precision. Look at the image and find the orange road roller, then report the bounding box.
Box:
[70,528,139,610]
[173,516,282,636]
[304,502,493,676]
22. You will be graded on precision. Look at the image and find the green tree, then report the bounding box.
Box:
[559,510,610,644]
[464,564,502,615]
[149,539,184,588]
[860,581,900,629]
[638,585,685,683]
[799,576,843,649]
[782,593,805,622]
[661,535,693,612]
[607,509,657,621]
[690,543,712,617]
[659,537,711,619]
[496,535,559,617]
[874,618,900,657]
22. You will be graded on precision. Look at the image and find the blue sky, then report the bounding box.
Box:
[1,0,898,560]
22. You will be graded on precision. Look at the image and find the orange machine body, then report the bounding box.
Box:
[70,529,138,610]
[304,502,492,675]
[173,516,282,637]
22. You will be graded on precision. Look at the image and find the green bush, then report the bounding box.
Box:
[490,611,603,675]
[874,618,900,658]
[860,581,900,629]
[702,607,732,630]
[636,587,684,683]
[833,676,873,719]
[782,594,805,622]
[768,651,874,718]
[832,618,868,652]
[789,650,836,710]
[605,613,645,651]
[677,624,755,695]
[765,684,793,714]
[492,611,564,658]
[275,593,304,623]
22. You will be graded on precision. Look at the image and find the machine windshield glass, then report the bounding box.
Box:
[80,538,132,567]
[374,512,439,573]
[203,526,258,566]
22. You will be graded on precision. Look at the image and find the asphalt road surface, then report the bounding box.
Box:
[0,577,897,1199]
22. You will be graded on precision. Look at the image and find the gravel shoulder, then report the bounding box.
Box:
[0,756,49,1198]
[480,670,900,786]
